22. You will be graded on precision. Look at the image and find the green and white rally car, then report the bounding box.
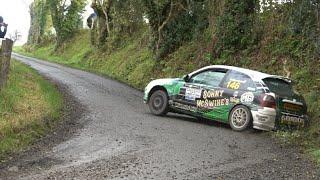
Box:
[144,65,308,131]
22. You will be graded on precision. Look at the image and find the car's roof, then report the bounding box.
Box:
[189,65,290,82]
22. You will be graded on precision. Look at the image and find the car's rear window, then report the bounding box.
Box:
[263,78,294,97]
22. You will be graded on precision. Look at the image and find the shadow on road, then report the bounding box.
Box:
[164,113,263,134]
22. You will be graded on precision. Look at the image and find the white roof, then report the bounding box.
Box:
[189,65,289,82]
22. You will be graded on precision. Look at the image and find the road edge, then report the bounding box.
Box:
[0,74,87,175]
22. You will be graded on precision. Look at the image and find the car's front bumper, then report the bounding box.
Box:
[143,87,149,104]
[251,107,276,131]
[143,94,148,104]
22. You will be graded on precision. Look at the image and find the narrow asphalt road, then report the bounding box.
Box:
[1,54,319,179]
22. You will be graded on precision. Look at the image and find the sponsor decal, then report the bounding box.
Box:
[172,102,197,112]
[196,89,229,109]
[240,92,254,103]
[202,90,224,99]
[230,91,240,103]
[230,97,240,104]
[283,103,302,112]
[185,87,202,101]
[196,99,230,109]
[247,87,256,91]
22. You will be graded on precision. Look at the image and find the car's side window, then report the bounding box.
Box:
[189,70,226,87]
[222,70,256,91]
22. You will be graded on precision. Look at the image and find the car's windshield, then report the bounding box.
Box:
[263,78,295,97]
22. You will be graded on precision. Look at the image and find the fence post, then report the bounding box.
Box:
[0,38,13,90]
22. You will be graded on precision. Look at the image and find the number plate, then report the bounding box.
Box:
[281,115,304,126]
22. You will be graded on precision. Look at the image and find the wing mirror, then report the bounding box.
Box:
[182,74,189,82]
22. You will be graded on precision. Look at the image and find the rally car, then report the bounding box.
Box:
[143,65,308,131]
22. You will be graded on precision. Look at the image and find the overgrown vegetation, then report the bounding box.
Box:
[28,0,85,47]
[21,0,320,163]
[215,0,258,54]
[0,60,63,160]
[28,0,51,44]
[49,0,85,47]
[142,0,209,59]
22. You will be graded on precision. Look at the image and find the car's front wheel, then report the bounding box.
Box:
[148,90,169,116]
[229,105,252,131]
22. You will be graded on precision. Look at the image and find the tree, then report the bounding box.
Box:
[142,0,209,59]
[89,0,144,47]
[208,0,225,27]
[215,0,258,55]
[90,0,113,46]
[27,0,50,44]
[110,0,144,36]
[48,0,85,47]
[142,0,183,58]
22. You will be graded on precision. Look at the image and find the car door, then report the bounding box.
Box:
[221,70,256,100]
[171,68,228,117]
[220,70,257,109]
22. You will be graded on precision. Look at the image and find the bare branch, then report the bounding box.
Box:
[158,1,174,33]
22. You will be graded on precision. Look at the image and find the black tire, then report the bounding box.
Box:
[148,90,169,116]
[229,105,252,131]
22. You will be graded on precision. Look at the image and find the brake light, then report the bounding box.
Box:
[259,94,276,109]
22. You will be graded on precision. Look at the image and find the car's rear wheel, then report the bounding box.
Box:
[229,105,252,131]
[148,90,169,116]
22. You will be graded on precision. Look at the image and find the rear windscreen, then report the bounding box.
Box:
[263,78,294,97]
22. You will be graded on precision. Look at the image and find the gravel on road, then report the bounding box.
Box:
[0,54,319,180]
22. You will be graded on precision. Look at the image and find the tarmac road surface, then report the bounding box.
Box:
[0,54,319,179]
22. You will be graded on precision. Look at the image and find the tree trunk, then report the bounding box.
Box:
[156,1,174,57]
[98,16,108,46]
[91,0,113,47]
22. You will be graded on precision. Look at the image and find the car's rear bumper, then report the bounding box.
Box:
[251,107,276,131]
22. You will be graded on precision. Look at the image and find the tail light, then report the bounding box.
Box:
[259,94,276,109]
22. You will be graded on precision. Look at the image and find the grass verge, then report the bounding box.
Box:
[0,59,63,160]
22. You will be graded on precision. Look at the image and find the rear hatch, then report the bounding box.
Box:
[263,77,307,127]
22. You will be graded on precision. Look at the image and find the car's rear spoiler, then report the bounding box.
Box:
[263,75,293,83]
